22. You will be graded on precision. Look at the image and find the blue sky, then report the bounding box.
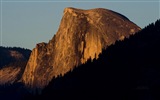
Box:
[0,0,159,49]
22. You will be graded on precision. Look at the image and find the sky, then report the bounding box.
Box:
[0,0,159,50]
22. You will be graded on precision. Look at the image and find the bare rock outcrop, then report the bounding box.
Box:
[0,66,21,84]
[22,7,141,89]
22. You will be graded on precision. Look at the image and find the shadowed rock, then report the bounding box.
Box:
[0,47,31,85]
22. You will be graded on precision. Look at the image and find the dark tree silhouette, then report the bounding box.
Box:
[33,19,160,100]
[1,19,160,100]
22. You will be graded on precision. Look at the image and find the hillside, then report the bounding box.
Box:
[0,47,31,85]
[27,20,160,100]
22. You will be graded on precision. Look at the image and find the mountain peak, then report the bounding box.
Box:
[64,7,130,22]
[22,7,141,89]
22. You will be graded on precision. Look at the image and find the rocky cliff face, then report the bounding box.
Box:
[0,66,21,84]
[22,7,141,89]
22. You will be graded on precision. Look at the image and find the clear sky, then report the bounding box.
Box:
[0,0,159,49]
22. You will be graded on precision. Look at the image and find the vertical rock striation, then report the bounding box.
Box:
[22,7,141,89]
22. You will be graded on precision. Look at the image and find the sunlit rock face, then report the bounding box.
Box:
[0,66,21,85]
[22,7,141,89]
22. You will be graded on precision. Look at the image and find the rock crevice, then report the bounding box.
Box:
[22,7,141,89]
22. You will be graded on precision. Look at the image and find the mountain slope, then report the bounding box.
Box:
[0,47,31,68]
[22,7,141,88]
[28,19,160,100]
[0,47,31,85]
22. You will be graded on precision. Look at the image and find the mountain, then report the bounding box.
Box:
[0,47,31,68]
[25,20,160,100]
[21,7,141,89]
[0,47,31,85]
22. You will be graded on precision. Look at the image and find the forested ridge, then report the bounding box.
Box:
[35,19,160,100]
[0,46,31,68]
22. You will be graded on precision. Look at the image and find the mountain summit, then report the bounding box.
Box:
[22,7,141,89]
